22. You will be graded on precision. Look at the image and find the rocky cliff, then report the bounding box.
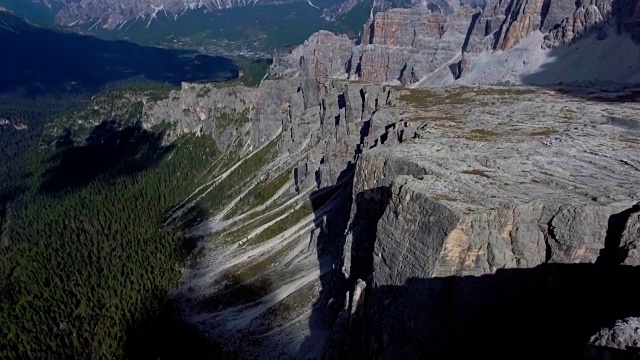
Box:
[339,87,640,358]
[138,72,640,358]
[273,0,640,87]
[128,1,640,358]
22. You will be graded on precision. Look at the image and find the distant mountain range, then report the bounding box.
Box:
[0,0,373,57]
[0,0,349,28]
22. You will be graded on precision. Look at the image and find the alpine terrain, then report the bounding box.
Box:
[1,0,640,359]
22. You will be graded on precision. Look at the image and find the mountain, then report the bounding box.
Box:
[131,2,640,355]
[272,0,640,86]
[136,56,640,359]
[1,1,640,359]
[0,0,342,27]
[0,0,372,57]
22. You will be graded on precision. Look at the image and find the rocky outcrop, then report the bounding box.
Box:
[590,317,640,349]
[354,7,477,85]
[545,0,640,47]
[271,31,355,80]
[273,6,480,86]
[621,208,640,266]
[145,78,403,191]
[544,0,611,47]
[144,83,256,151]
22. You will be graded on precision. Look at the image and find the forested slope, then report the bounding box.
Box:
[0,85,226,359]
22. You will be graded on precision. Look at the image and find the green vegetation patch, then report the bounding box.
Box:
[223,167,292,220]
[245,202,313,248]
[216,109,250,131]
[103,79,179,102]
[235,57,272,87]
[0,125,220,358]
[223,200,293,243]
[199,135,280,214]
[233,240,298,284]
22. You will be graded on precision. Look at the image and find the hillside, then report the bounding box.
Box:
[0,10,238,96]
[0,0,372,57]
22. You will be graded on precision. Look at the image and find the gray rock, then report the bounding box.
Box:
[142,57,640,360]
[339,86,640,357]
[271,31,355,80]
[143,76,401,192]
[589,317,640,350]
[621,209,640,266]
[275,0,640,88]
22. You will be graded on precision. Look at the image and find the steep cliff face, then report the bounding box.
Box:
[274,0,640,87]
[353,7,477,85]
[146,75,640,358]
[271,31,355,80]
[545,0,640,47]
[338,87,640,358]
[138,76,415,357]
[146,77,401,190]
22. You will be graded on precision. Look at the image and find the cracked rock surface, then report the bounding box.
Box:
[342,86,640,358]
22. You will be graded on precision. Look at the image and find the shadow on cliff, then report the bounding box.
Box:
[367,263,640,360]
[298,159,396,358]
[518,2,640,99]
[298,163,356,358]
[329,185,640,360]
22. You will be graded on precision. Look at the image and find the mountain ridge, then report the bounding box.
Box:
[0,0,345,28]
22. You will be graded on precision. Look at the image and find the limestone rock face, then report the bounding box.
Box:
[271,31,356,80]
[144,77,401,191]
[621,209,640,266]
[587,317,640,358]
[496,0,548,50]
[543,0,609,47]
[144,83,256,151]
[275,0,640,87]
[355,7,476,85]
[338,86,640,358]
